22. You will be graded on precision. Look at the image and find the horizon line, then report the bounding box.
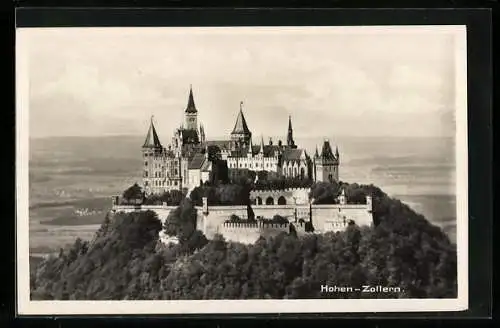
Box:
[29,134,455,140]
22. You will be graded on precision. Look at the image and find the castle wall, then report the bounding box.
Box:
[111,205,177,225]
[311,205,372,232]
[218,222,290,245]
[250,188,310,205]
[111,198,373,243]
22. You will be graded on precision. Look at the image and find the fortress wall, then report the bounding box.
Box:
[250,188,310,205]
[218,222,290,244]
[218,222,261,244]
[111,205,177,224]
[251,205,296,220]
[311,206,373,233]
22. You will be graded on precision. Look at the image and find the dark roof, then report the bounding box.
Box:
[231,108,251,135]
[228,144,281,158]
[188,153,206,169]
[180,129,200,144]
[185,86,197,113]
[320,140,337,161]
[142,119,162,148]
[206,140,232,150]
[282,148,305,161]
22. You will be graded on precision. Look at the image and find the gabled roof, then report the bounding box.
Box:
[282,148,305,161]
[180,129,200,144]
[185,85,197,113]
[228,144,281,158]
[188,153,206,170]
[231,103,251,135]
[205,140,232,150]
[320,140,337,161]
[142,118,162,148]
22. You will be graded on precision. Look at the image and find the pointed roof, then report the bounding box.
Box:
[314,146,319,158]
[185,85,197,113]
[288,115,293,131]
[320,139,336,161]
[259,136,265,153]
[143,117,162,148]
[231,102,251,135]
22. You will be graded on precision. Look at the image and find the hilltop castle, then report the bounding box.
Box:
[142,86,340,195]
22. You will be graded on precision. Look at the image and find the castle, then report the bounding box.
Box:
[142,86,340,195]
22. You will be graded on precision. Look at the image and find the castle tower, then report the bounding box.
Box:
[314,139,339,182]
[142,116,164,195]
[231,101,252,148]
[259,136,265,155]
[199,123,206,144]
[338,188,347,205]
[184,85,198,131]
[287,115,297,148]
[247,138,253,158]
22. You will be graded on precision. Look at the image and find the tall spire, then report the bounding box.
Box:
[185,84,197,113]
[231,101,251,135]
[259,135,265,153]
[143,116,162,148]
[335,145,339,158]
[314,146,319,158]
[287,115,295,147]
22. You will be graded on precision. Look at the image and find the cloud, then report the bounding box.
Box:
[24,27,460,138]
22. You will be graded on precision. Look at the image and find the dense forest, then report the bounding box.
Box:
[30,181,457,300]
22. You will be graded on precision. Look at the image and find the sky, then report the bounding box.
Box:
[20,26,463,139]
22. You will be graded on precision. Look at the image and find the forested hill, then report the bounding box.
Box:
[30,182,457,300]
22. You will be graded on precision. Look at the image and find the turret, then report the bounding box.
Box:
[247,138,253,158]
[230,101,252,147]
[184,85,198,131]
[313,139,339,183]
[142,116,164,195]
[199,123,206,143]
[287,115,296,148]
[338,188,347,205]
[259,136,265,154]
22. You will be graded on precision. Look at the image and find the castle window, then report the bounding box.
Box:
[144,161,148,166]
[144,171,148,177]
[278,196,287,205]
[265,197,274,205]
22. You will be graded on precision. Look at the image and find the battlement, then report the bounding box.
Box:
[250,187,311,194]
[222,221,290,229]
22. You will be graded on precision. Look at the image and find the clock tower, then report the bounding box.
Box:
[184,85,198,131]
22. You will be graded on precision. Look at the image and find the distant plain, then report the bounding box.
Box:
[28,135,456,257]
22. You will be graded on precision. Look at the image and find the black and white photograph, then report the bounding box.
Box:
[16,25,468,314]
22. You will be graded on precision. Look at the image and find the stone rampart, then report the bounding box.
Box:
[111,205,177,224]
[250,187,310,205]
[111,195,373,243]
[218,221,290,244]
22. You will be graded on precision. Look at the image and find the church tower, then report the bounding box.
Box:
[287,115,297,148]
[314,139,340,183]
[184,85,198,131]
[142,117,165,195]
[230,101,252,148]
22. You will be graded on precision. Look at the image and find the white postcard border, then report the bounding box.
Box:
[16,25,468,315]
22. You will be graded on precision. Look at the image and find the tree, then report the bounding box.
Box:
[30,180,457,301]
[122,183,143,202]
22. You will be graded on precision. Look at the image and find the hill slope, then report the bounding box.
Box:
[30,183,457,300]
